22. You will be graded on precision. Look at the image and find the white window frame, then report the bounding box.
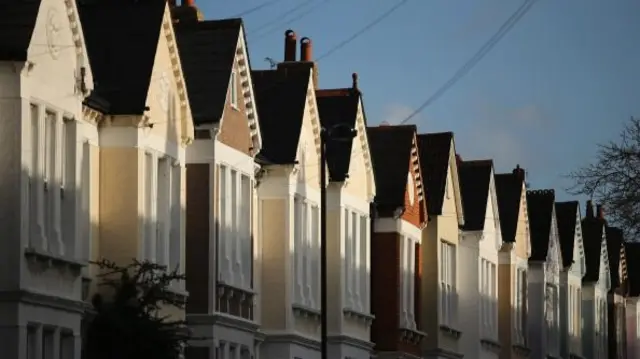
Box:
[400,235,417,329]
[217,163,253,290]
[293,194,320,309]
[343,207,369,313]
[229,70,238,109]
[439,240,456,327]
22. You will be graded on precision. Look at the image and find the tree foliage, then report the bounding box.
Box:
[84,259,190,359]
[567,116,640,240]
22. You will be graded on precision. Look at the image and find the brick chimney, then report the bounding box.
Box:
[284,29,297,62]
[171,0,203,23]
[512,164,525,183]
[300,37,318,89]
[585,200,594,218]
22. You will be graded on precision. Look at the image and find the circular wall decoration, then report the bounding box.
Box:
[157,71,171,112]
[45,8,61,59]
[407,173,415,205]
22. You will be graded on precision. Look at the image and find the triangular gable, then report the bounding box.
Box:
[544,207,562,276]
[448,137,464,224]
[598,228,611,290]
[572,206,586,276]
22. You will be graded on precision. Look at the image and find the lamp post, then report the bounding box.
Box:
[320,124,357,359]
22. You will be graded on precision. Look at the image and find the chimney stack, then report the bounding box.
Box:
[300,37,313,62]
[352,73,359,91]
[597,204,605,220]
[586,200,594,218]
[455,154,462,165]
[182,0,194,6]
[284,30,297,62]
[512,164,526,182]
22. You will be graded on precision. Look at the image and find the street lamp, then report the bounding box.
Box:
[320,123,357,359]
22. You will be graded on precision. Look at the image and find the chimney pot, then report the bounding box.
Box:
[352,72,359,90]
[182,0,194,6]
[300,37,313,62]
[284,30,297,62]
[597,204,605,220]
[512,164,525,182]
[586,200,594,218]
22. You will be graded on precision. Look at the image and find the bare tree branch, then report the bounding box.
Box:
[566,116,640,240]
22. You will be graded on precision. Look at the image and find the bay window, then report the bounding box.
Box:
[142,152,182,275]
[545,283,560,353]
[440,240,456,327]
[480,258,497,339]
[343,207,369,313]
[293,195,320,309]
[400,235,417,329]
[217,164,253,290]
[28,104,78,258]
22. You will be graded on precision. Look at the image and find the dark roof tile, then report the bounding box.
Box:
[315,88,360,182]
[494,169,525,243]
[606,226,623,291]
[0,1,40,61]
[458,160,493,231]
[582,201,607,283]
[367,125,416,214]
[526,189,556,262]
[78,0,166,115]
[174,18,242,125]
[251,65,311,165]
[416,132,453,216]
[555,201,579,268]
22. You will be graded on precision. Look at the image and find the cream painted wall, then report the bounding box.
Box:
[421,155,462,354]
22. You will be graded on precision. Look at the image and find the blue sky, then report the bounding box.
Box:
[199,0,640,202]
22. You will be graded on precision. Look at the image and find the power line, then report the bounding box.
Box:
[253,0,410,96]
[253,0,331,41]
[229,0,285,18]
[316,0,410,61]
[399,0,539,125]
[248,0,315,35]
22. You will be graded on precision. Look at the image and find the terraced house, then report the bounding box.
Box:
[554,201,586,359]
[581,201,611,359]
[251,32,325,359]
[0,0,97,356]
[367,124,427,359]
[494,166,531,359]
[605,226,627,359]
[525,189,561,359]
[316,74,376,359]
[623,242,640,358]
[174,2,264,356]
[416,132,465,359]
[457,159,501,359]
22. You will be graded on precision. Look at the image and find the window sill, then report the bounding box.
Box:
[24,247,85,273]
[399,326,426,345]
[292,303,321,321]
[166,286,189,304]
[439,324,462,339]
[217,281,255,298]
[480,338,501,353]
[512,343,531,357]
[343,308,374,325]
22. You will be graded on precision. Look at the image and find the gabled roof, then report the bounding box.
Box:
[624,242,640,297]
[606,226,624,292]
[174,18,242,125]
[526,189,556,262]
[458,160,493,231]
[555,201,580,268]
[78,0,166,115]
[0,0,41,61]
[251,64,312,165]
[367,125,417,215]
[494,166,526,243]
[582,201,607,283]
[416,132,453,215]
[315,88,360,182]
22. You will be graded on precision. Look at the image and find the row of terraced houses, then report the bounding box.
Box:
[0,0,639,359]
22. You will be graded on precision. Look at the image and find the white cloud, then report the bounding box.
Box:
[379,103,422,126]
